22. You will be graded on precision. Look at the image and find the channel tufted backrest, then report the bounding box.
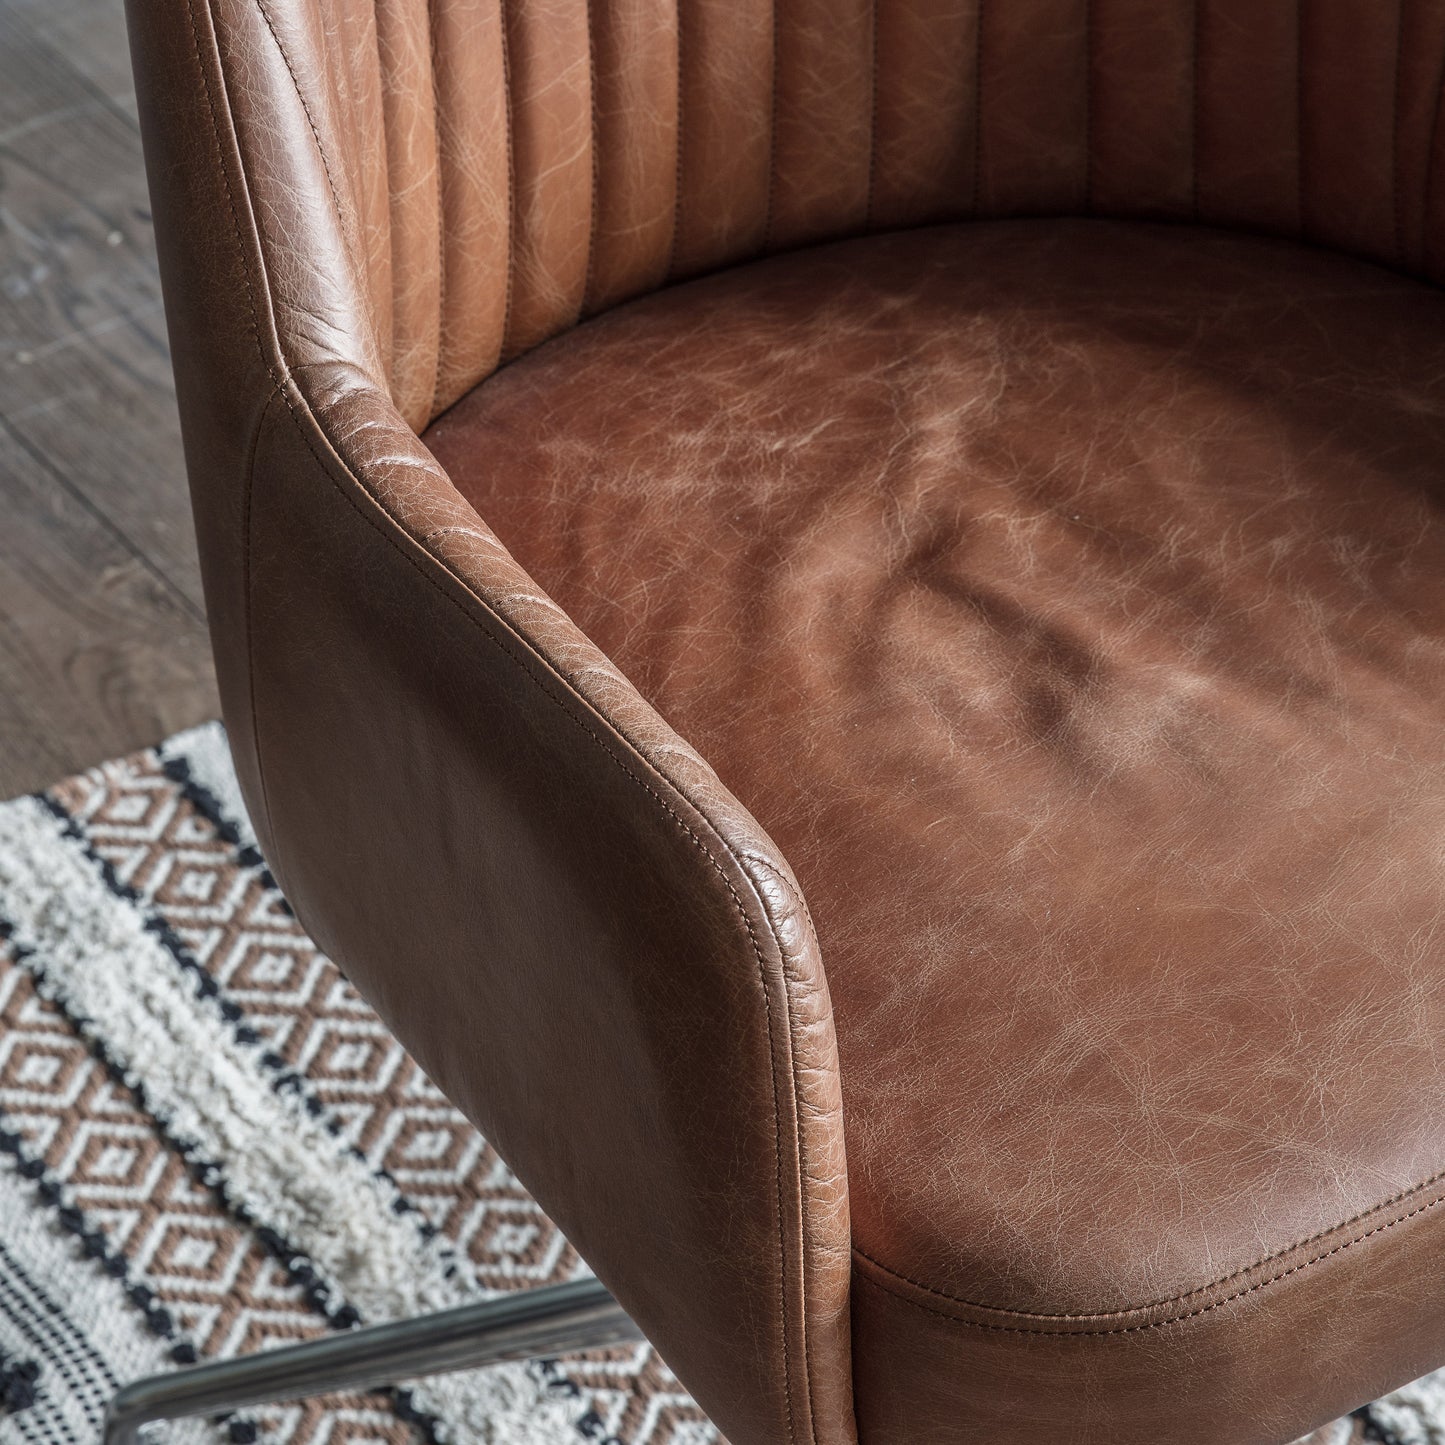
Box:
[269,0,1445,432]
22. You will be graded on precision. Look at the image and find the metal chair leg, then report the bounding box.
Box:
[103,1277,642,1444]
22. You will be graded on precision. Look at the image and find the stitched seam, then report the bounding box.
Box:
[766,921,815,1445]
[190,2,267,371]
[239,392,274,860]
[498,0,518,363]
[420,524,489,543]
[1082,0,1093,214]
[1191,0,1202,221]
[743,851,822,1444]
[252,0,355,273]
[855,1184,1445,1336]
[184,0,279,859]
[1424,20,1445,273]
[864,0,879,230]
[972,0,984,215]
[1296,0,1306,237]
[853,1154,1445,1322]
[745,855,821,950]
[763,0,779,252]
[579,0,600,319]
[428,0,447,421]
[1393,0,1408,266]
[664,0,685,281]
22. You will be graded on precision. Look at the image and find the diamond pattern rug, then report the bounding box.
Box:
[0,723,1438,1445]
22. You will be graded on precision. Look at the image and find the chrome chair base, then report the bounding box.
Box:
[103,1277,642,1444]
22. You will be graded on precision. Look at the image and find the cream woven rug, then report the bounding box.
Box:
[0,723,1437,1445]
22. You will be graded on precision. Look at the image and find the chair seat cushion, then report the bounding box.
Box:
[424,219,1445,1443]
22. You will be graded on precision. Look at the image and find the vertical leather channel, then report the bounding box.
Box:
[869,0,980,229]
[1299,1,1403,266]
[500,0,594,357]
[1193,0,1301,236]
[321,0,396,376]
[584,0,679,312]
[374,0,444,426]
[766,0,875,250]
[1088,0,1195,219]
[668,0,773,278]
[1397,0,1445,276]
[429,0,510,412]
[976,0,1091,217]
[214,0,1445,424]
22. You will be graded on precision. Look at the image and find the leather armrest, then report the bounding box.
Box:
[125,0,855,1438]
[246,365,855,1445]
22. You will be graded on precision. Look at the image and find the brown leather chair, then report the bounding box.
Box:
[114,2,1445,1442]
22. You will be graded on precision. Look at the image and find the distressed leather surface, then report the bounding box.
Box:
[123,0,1445,1435]
[427,218,1445,1442]
[141,0,1445,432]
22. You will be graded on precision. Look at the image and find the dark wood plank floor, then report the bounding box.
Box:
[0,0,218,799]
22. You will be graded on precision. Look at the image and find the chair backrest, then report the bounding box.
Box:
[191,0,1445,432]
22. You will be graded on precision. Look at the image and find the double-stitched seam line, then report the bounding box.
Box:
[189,8,266,370]
[664,0,685,282]
[764,930,814,1445]
[780,998,814,1445]
[1392,0,1408,267]
[855,1182,1445,1336]
[427,0,447,422]
[579,0,600,320]
[498,0,518,363]
[854,1152,1445,1323]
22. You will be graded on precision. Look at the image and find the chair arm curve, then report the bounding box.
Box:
[125,0,854,1434]
[243,370,857,1445]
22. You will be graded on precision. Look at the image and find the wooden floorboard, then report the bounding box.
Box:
[8,0,139,122]
[0,0,217,799]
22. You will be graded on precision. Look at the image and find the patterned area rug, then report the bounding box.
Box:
[0,724,1440,1445]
